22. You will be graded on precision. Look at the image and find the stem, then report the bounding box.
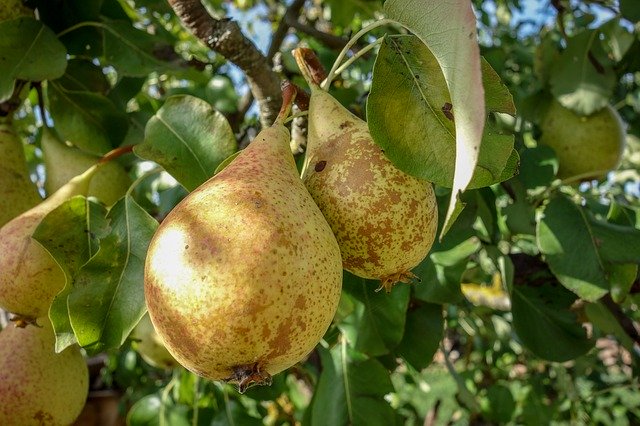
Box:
[191,375,201,426]
[284,110,308,124]
[274,82,297,126]
[322,18,393,90]
[56,21,98,37]
[331,37,384,77]
[33,83,47,128]
[99,145,134,165]
[292,48,325,88]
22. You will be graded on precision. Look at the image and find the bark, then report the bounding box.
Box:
[168,0,282,127]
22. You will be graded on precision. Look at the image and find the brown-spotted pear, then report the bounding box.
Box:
[144,84,343,392]
[293,48,438,292]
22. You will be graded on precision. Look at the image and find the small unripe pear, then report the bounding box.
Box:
[42,127,130,206]
[0,121,41,228]
[540,100,625,181]
[144,86,343,391]
[131,314,178,369]
[294,48,438,291]
[0,165,98,320]
[0,319,89,425]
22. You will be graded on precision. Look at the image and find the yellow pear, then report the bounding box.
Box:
[42,126,130,206]
[0,164,98,321]
[0,319,89,425]
[540,100,626,181]
[0,121,41,228]
[293,48,438,292]
[144,86,343,391]
[131,313,178,369]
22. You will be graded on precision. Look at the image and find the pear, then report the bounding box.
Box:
[0,318,89,425]
[293,48,438,292]
[540,100,625,181]
[0,121,41,228]
[144,85,343,391]
[42,126,130,206]
[0,164,99,321]
[131,313,178,369]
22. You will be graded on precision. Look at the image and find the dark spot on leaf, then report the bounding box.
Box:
[314,160,327,172]
[442,102,454,121]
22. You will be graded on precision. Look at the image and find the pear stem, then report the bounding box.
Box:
[274,81,298,126]
[331,37,384,77]
[292,48,326,88]
[322,18,393,90]
[99,145,134,164]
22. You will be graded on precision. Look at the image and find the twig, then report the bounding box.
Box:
[286,18,349,50]
[168,0,282,127]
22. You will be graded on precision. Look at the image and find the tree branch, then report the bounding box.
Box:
[286,18,349,50]
[168,0,282,127]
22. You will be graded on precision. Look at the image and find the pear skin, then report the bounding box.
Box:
[42,127,130,206]
[540,100,625,181]
[0,318,89,425]
[0,165,98,320]
[0,121,41,228]
[144,88,343,391]
[294,49,438,291]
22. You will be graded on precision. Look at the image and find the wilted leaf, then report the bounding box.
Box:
[135,95,238,191]
[0,17,67,101]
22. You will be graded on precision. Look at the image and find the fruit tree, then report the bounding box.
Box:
[0,0,639,424]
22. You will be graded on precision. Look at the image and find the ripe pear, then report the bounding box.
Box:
[42,126,130,206]
[0,121,41,228]
[293,48,438,292]
[540,100,626,181]
[0,164,99,320]
[144,86,343,391]
[0,319,89,425]
[131,313,178,369]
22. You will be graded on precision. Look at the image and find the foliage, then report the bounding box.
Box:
[1,0,639,425]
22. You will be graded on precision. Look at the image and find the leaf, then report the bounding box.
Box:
[57,59,110,94]
[339,273,410,356]
[101,19,175,77]
[549,29,617,115]
[48,81,129,154]
[68,195,158,354]
[585,302,635,353]
[135,95,238,191]
[511,283,594,362]
[310,342,395,426]
[620,0,640,23]
[0,17,67,102]
[32,196,109,352]
[599,18,635,62]
[382,0,485,237]
[395,303,443,371]
[369,36,512,190]
[537,195,640,301]
[413,237,481,304]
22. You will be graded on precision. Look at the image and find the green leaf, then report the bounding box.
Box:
[48,81,129,154]
[57,59,110,94]
[0,17,67,102]
[549,29,617,115]
[135,95,238,191]
[599,19,635,62]
[310,343,395,426]
[210,400,262,426]
[620,0,640,23]
[32,196,109,352]
[395,303,443,371]
[68,195,158,354]
[585,302,635,353]
[413,237,481,304]
[369,36,513,190]
[483,384,515,423]
[101,19,175,77]
[382,0,485,238]
[518,145,557,191]
[511,283,593,362]
[339,273,410,356]
[537,195,640,301]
